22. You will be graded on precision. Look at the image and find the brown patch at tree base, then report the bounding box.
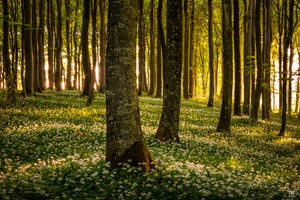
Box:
[110,141,156,172]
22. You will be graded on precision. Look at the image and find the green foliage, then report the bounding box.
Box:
[1,90,300,199]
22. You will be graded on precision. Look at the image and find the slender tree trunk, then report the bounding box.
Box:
[65,0,72,90]
[251,0,263,121]
[81,0,92,96]
[99,0,106,93]
[32,0,42,92]
[188,0,195,98]
[295,53,300,113]
[278,1,284,113]
[55,0,63,91]
[148,0,156,96]
[87,0,98,106]
[288,40,293,115]
[183,0,189,100]
[243,0,253,115]
[156,0,166,98]
[47,0,54,89]
[233,0,241,116]
[279,0,294,137]
[155,0,182,142]
[262,0,271,119]
[23,0,34,94]
[72,0,79,89]
[106,0,155,172]
[207,0,214,107]
[155,19,162,98]
[3,0,16,103]
[138,0,145,96]
[38,0,46,91]
[217,0,233,132]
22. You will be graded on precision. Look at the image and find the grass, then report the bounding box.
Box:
[1,90,300,199]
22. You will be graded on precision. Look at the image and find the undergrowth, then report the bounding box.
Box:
[0,90,300,199]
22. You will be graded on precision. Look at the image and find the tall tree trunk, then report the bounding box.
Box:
[106,0,155,172]
[55,0,63,91]
[295,53,300,113]
[262,0,271,119]
[233,0,241,116]
[183,0,189,100]
[288,40,293,115]
[279,0,294,137]
[250,0,263,121]
[23,0,34,94]
[38,0,45,91]
[81,0,92,96]
[217,0,233,132]
[47,0,54,89]
[155,0,182,142]
[138,0,145,96]
[207,0,214,107]
[99,0,106,93]
[73,0,79,89]
[148,0,156,96]
[32,0,42,92]
[3,0,16,103]
[188,0,195,98]
[11,1,19,89]
[156,0,166,98]
[243,0,253,115]
[87,0,98,106]
[65,0,72,90]
[278,1,284,113]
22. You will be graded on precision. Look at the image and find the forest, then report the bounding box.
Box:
[1,0,300,199]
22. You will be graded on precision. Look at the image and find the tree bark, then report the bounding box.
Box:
[3,0,16,103]
[99,0,106,93]
[81,0,92,96]
[217,0,233,133]
[250,0,263,121]
[207,0,214,107]
[106,0,155,172]
[87,0,98,106]
[188,0,195,98]
[55,0,63,91]
[38,0,46,91]
[183,0,189,100]
[156,0,166,98]
[243,0,253,115]
[279,0,294,137]
[155,0,182,142]
[47,0,54,89]
[233,0,241,116]
[148,0,156,96]
[138,0,145,96]
[23,0,34,94]
[65,0,72,90]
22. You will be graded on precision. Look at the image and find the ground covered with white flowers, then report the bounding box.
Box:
[1,90,300,199]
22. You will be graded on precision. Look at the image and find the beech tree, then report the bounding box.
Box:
[155,0,182,142]
[3,0,16,103]
[207,0,214,107]
[217,0,233,132]
[106,0,155,171]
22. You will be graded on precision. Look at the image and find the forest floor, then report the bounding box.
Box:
[1,90,300,199]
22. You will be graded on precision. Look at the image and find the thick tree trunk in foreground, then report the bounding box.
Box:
[106,0,155,172]
[217,0,233,133]
[155,0,182,142]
